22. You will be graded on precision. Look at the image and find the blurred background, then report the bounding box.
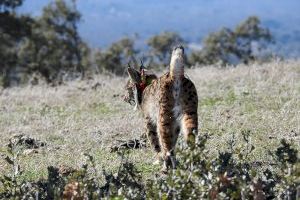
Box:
[1,0,300,86]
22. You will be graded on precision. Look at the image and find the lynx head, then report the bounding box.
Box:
[123,67,141,109]
[123,64,157,110]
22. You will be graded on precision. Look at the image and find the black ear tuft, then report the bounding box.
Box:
[127,67,141,83]
[140,59,145,71]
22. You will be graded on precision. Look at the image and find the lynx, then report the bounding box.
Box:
[124,46,198,171]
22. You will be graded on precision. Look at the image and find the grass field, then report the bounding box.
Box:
[0,60,299,185]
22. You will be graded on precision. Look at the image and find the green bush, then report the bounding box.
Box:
[94,37,138,76]
[190,16,273,66]
[1,133,298,199]
[147,31,185,67]
[146,135,299,199]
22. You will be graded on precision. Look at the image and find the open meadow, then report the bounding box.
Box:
[0,60,299,198]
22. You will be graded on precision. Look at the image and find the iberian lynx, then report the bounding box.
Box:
[124,46,198,171]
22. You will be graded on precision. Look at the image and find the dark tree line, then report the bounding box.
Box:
[0,0,31,86]
[190,16,273,66]
[0,0,274,87]
[95,17,273,76]
[1,0,88,86]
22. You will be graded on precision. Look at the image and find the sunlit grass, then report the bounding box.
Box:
[0,60,299,182]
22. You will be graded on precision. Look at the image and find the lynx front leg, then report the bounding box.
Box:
[144,117,161,164]
[145,117,162,165]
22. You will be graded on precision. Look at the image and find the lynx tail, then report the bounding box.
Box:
[170,45,185,79]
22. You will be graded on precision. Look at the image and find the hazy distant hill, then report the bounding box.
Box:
[19,0,300,57]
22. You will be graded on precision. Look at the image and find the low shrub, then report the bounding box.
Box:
[0,133,299,199]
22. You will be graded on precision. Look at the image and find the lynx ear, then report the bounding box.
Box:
[127,67,141,83]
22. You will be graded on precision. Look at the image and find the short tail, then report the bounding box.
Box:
[170,45,185,79]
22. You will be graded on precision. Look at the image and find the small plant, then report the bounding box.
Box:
[1,135,298,199]
[273,139,299,199]
[58,150,145,199]
[145,134,299,199]
[0,136,46,199]
[0,137,23,198]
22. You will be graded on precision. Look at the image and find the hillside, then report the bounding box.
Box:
[0,60,299,198]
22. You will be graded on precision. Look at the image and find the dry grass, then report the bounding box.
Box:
[0,60,299,181]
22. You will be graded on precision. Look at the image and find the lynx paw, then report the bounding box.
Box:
[153,153,163,165]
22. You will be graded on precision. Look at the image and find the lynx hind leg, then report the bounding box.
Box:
[162,125,180,171]
[182,112,198,145]
[158,78,178,171]
[181,78,198,146]
[158,113,178,171]
[168,125,180,168]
